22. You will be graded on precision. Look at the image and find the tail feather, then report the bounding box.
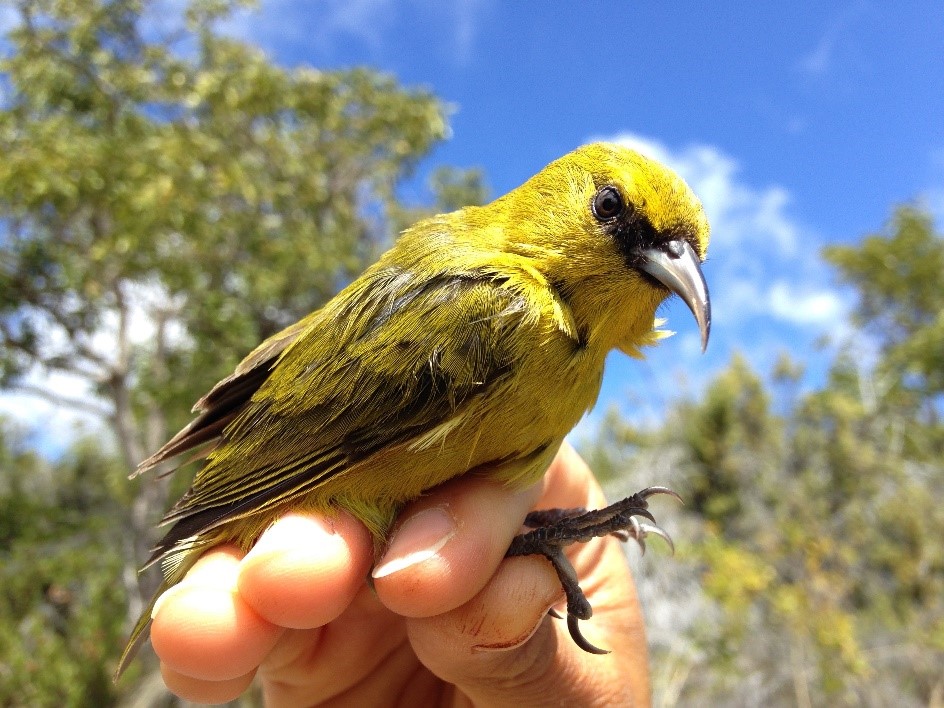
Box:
[113,580,167,682]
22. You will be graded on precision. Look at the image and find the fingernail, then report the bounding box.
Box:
[248,514,336,557]
[372,507,457,579]
[472,598,559,652]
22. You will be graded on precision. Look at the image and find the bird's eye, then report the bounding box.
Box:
[592,186,624,220]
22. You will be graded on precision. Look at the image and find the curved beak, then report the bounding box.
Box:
[640,240,711,352]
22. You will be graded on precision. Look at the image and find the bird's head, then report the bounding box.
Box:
[499,142,711,355]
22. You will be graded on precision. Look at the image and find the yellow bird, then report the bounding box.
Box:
[116,142,710,677]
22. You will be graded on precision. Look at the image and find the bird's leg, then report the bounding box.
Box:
[505,486,680,654]
[523,506,633,542]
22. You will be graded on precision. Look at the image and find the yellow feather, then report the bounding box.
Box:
[116,142,710,679]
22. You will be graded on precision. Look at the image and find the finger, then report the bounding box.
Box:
[160,662,256,704]
[405,443,652,706]
[238,511,374,629]
[372,468,544,618]
[258,589,410,707]
[406,548,647,706]
[150,546,284,683]
[536,440,607,511]
[152,512,374,703]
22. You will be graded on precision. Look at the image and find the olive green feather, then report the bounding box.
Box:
[115,142,710,679]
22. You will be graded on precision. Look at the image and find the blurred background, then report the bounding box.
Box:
[0,1,941,705]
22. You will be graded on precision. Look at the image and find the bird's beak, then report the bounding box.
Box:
[640,240,711,352]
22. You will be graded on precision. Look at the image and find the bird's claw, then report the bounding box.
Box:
[621,516,677,556]
[568,613,610,655]
[508,485,681,654]
[637,485,684,504]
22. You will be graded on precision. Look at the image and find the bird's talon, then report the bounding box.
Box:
[566,588,593,620]
[638,486,684,504]
[639,521,675,555]
[567,614,610,655]
[624,516,645,554]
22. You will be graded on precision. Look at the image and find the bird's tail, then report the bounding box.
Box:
[113,578,168,682]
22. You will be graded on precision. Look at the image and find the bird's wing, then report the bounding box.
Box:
[147,267,555,560]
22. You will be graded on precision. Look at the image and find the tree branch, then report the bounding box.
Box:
[8,381,112,418]
[107,280,146,470]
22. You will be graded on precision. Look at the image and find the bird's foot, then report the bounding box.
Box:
[505,486,680,654]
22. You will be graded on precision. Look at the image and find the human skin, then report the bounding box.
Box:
[150,442,652,706]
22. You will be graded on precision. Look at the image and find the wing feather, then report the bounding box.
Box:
[133,317,314,476]
[148,267,540,558]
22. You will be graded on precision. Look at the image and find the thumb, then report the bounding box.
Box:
[403,442,652,706]
[404,547,648,707]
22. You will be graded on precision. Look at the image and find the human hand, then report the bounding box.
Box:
[151,441,651,706]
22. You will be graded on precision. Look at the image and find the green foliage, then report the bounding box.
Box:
[825,206,944,413]
[0,421,128,706]
[0,1,465,703]
[676,353,781,525]
[0,0,452,466]
[824,207,943,353]
[0,0,448,430]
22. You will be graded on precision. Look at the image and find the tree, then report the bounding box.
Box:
[824,206,944,447]
[0,0,453,693]
[0,418,128,705]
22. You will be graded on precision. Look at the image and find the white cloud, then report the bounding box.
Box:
[309,0,396,49]
[767,281,845,325]
[451,0,489,65]
[608,133,799,257]
[799,29,836,77]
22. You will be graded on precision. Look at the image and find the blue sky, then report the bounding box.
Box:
[2,0,943,443]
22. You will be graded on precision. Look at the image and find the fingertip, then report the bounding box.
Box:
[149,545,244,622]
[151,578,282,681]
[238,512,373,629]
[183,544,246,586]
[372,506,457,581]
[160,662,256,704]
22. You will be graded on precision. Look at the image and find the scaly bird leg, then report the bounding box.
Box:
[505,486,681,654]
